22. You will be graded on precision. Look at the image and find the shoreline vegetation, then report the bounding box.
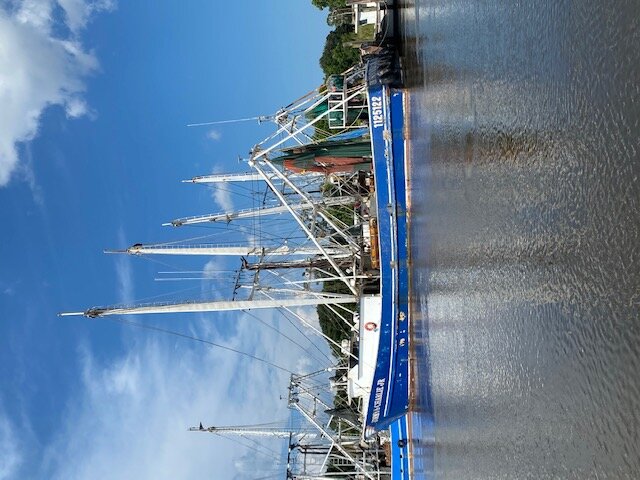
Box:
[314,0,376,78]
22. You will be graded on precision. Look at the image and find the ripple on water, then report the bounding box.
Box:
[402,0,640,478]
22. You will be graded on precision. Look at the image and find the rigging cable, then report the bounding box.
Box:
[277,307,335,368]
[211,433,282,464]
[95,316,297,375]
[241,310,331,368]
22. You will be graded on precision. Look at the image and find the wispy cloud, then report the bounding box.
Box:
[64,96,92,119]
[210,185,234,212]
[202,259,221,279]
[0,0,114,186]
[206,129,222,141]
[283,307,332,371]
[115,227,134,305]
[2,288,15,296]
[0,408,22,480]
[58,0,115,34]
[115,257,133,305]
[40,317,298,480]
[204,166,235,212]
[16,144,45,207]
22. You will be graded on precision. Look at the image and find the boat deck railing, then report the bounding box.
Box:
[327,90,368,130]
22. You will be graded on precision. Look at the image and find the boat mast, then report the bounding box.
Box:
[183,172,321,184]
[164,195,356,227]
[248,160,359,295]
[189,423,319,439]
[183,172,263,184]
[59,294,357,318]
[107,243,350,258]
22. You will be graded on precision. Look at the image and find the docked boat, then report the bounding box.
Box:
[61,6,412,476]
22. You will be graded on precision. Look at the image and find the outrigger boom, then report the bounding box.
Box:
[183,172,321,184]
[164,195,357,227]
[59,295,357,318]
[105,243,352,257]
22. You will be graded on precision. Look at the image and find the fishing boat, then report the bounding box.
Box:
[361,22,413,480]
[61,4,413,477]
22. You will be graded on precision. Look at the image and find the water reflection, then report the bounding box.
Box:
[402,0,640,478]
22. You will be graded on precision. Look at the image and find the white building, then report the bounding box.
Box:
[347,0,382,34]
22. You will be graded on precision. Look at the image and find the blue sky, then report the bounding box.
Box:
[0,1,333,478]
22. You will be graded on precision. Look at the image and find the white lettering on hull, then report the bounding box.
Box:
[371,378,386,423]
[371,96,384,129]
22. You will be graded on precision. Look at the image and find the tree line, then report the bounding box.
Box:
[312,0,362,77]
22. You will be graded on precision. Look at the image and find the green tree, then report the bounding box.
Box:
[319,24,360,77]
[317,279,355,356]
[312,0,347,9]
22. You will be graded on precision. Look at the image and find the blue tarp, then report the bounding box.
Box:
[325,127,369,142]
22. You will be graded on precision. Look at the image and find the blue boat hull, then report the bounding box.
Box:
[390,416,411,480]
[364,83,410,434]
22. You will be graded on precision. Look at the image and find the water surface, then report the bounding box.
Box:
[402,1,640,478]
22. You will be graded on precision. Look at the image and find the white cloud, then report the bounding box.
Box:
[0,0,113,186]
[15,0,54,30]
[210,185,234,212]
[202,259,220,279]
[289,306,321,331]
[0,409,22,480]
[64,96,90,118]
[58,0,115,33]
[203,166,235,212]
[115,257,133,304]
[115,227,134,305]
[40,316,298,480]
[16,144,44,206]
[206,129,222,141]
[295,354,314,373]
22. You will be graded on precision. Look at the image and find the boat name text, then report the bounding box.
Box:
[371,378,386,423]
[371,96,384,129]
